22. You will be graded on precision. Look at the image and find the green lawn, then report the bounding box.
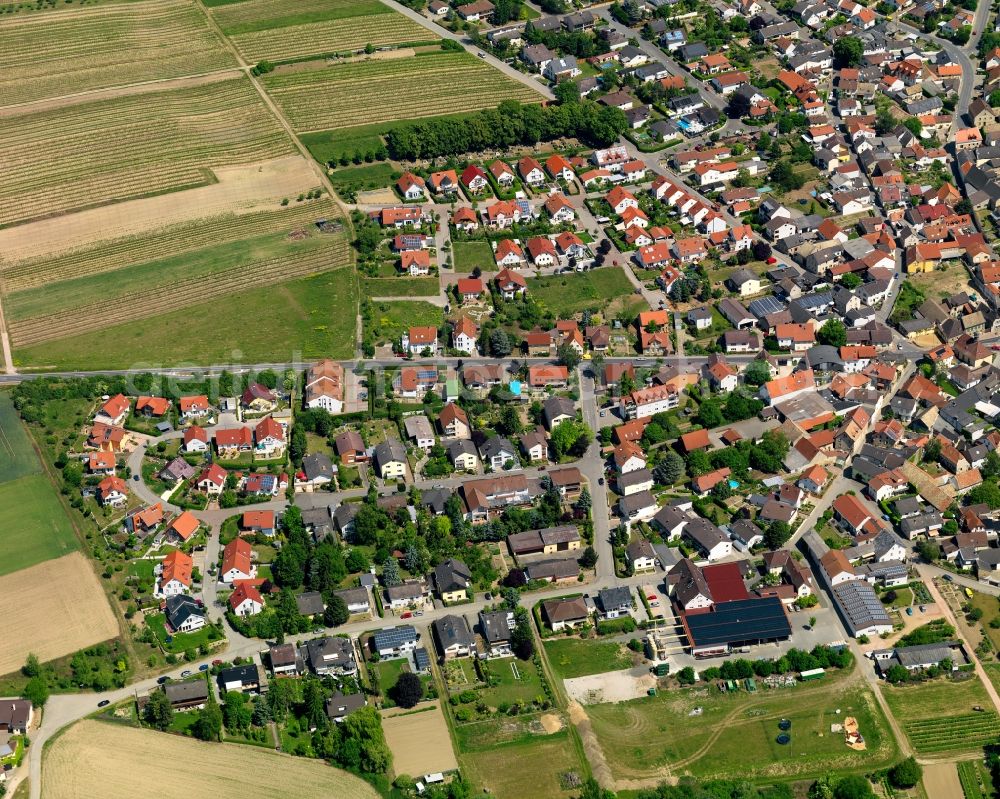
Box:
[0,475,79,576]
[452,240,495,273]
[0,392,43,484]
[478,657,545,706]
[543,638,632,680]
[146,613,223,654]
[15,268,358,370]
[168,709,201,734]
[884,675,1000,755]
[527,267,634,318]
[588,670,898,782]
[367,300,443,346]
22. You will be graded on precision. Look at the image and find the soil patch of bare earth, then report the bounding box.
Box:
[381,702,458,777]
[43,720,380,799]
[0,156,317,264]
[565,669,657,705]
[568,700,615,789]
[921,762,963,798]
[0,553,118,675]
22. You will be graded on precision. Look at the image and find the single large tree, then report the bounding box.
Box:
[144,688,174,731]
[833,36,863,67]
[391,672,424,709]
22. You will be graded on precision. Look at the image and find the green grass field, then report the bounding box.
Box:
[363,277,440,298]
[459,730,583,799]
[0,475,79,577]
[367,300,443,347]
[0,392,43,485]
[527,267,634,318]
[452,240,495,273]
[543,638,632,680]
[329,163,397,195]
[587,670,897,782]
[15,268,358,370]
[884,675,1000,755]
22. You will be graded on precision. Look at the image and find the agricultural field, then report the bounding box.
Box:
[0,0,237,107]
[261,50,543,133]
[0,553,117,675]
[585,670,897,782]
[380,703,458,777]
[0,75,295,229]
[883,675,1000,755]
[957,758,994,799]
[14,267,358,371]
[42,720,381,799]
[527,268,637,319]
[208,0,436,63]
[544,638,633,681]
[3,199,349,352]
[0,390,41,484]
[0,392,78,575]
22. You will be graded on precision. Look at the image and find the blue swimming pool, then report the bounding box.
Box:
[729,480,740,489]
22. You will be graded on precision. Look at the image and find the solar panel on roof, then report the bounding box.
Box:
[684,598,791,647]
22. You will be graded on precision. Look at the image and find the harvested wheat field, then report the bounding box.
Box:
[381,702,458,777]
[0,155,319,267]
[0,74,294,228]
[43,720,381,799]
[0,553,117,675]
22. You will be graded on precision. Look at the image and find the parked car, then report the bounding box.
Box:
[98,699,110,707]
[181,670,193,677]
[199,664,209,672]
[156,675,170,685]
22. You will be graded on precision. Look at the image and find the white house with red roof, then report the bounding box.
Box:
[255,416,285,457]
[607,186,638,215]
[544,193,575,223]
[183,425,209,453]
[221,538,256,583]
[495,268,527,299]
[400,250,431,276]
[517,156,545,185]
[179,395,211,419]
[402,326,438,356]
[95,394,130,426]
[453,317,479,355]
[97,475,128,507]
[495,239,525,268]
[196,463,228,495]
[229,583,264,617]
[527,237,558,267]
[461,164,489,193]
[397,172,426,201]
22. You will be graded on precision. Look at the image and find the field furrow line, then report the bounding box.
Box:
[9,242,349,346]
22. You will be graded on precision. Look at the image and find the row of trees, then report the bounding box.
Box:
[384,100,628,161]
